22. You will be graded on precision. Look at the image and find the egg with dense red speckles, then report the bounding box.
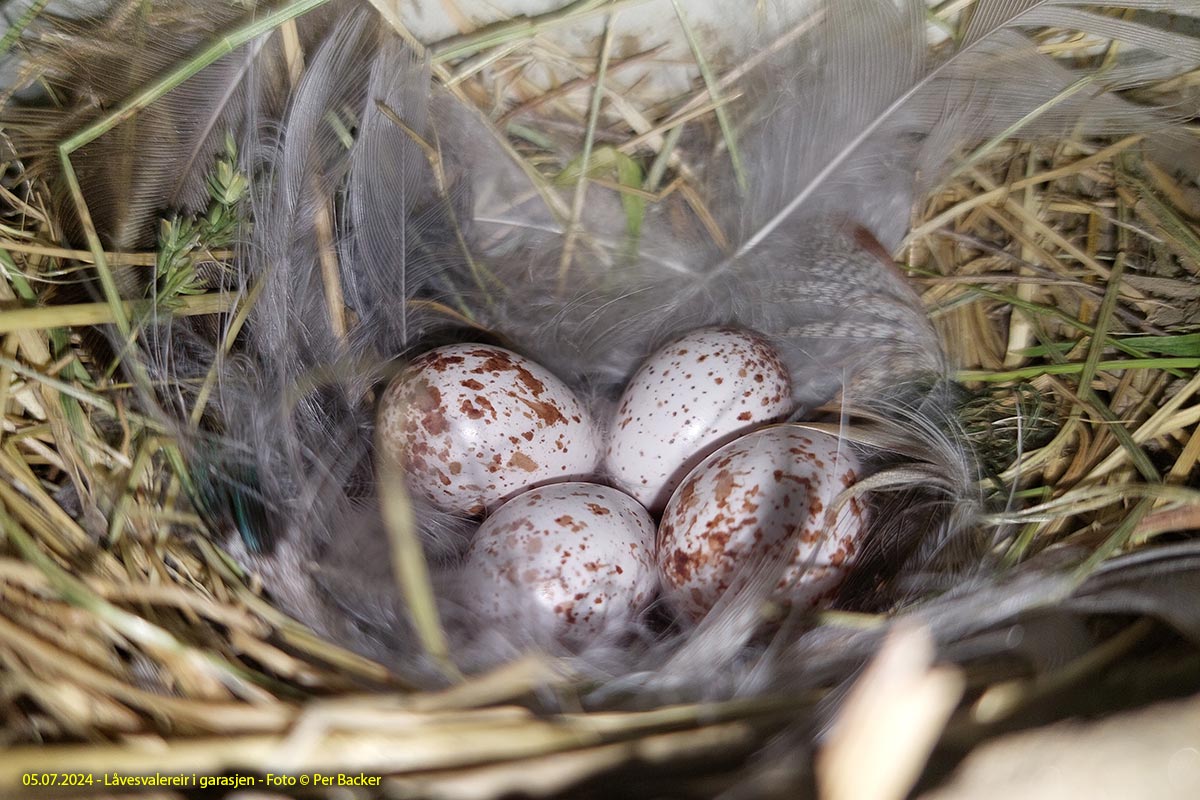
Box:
[377,345,601,515]
[657,425,867,623]
[459,482,658,643]
[605,327,793,513]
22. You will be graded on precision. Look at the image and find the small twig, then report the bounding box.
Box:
[959,357,1200,383]
[556,9,619,292]
[617,93,739,156]
[189,279,267,425]
[670,0,745,192]
[904,135,1145,244]
[0,0,50,58]
[315,200,348,340]
[0,240,173,267]
[376,445,461,683]
[0,293,236,335]
[431,0,640,64]
[277,18,348,343]
[496,45,664,127]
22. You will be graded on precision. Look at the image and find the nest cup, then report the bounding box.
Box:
[2,0,1200,797]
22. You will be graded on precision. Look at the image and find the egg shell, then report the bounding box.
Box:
[460,482,658,644]
[657,426,867,622]
[377,344,601,514]
[605,327,793,513]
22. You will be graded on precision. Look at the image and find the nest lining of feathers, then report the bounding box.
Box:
[1,0,1200,798]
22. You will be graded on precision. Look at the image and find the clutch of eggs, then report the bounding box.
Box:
[378,330,867,643]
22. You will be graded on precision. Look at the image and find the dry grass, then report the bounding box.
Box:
[1,0,1199,797]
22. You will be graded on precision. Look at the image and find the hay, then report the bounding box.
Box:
[1,1,1199,797]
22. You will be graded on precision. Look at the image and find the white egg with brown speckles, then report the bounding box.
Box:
[657,426,867,623]
[377,345,601,515]
[605,327,793,513]
[460,482,658,644]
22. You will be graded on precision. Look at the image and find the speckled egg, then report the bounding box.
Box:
[377,345,601,515]
[657,425,868,622]
[460,482,658,644]
[605,327,793,513]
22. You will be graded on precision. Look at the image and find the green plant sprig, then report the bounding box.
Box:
[152,135,248,310]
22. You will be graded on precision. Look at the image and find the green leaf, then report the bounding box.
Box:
[555,146,646,238]
[1020,334,1200,359]
[1116,333,1200,358]
[507,123,553,150]
[554,145,623,185]
[614,150,646,239]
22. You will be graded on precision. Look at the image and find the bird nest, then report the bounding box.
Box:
[1,1,1199,798]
